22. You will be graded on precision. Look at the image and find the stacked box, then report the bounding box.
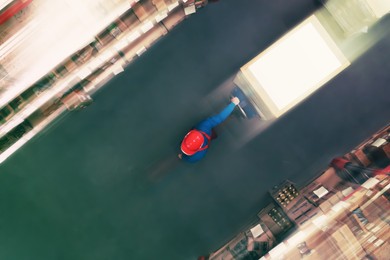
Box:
[371,242,390,260]
[133,0,158,21]
[351,149,371,167]
[97,28,116,46]
[161,7,185,31]
[122,24,167,61]
[331,224,366,259]
[119,10,141,30]
[152,0,167,11]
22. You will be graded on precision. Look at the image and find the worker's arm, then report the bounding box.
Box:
[197,97,239,130]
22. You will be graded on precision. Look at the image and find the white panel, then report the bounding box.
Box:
[239,15,350,119]
[287,231,307,246]
[366,0,390,18]
[268,242,287,259]
[141,21,154,33]
[0,0,14,11]
[155,12,168,22]
[313,186,329,198]
[361,177,380,189]
[250,224,264,238]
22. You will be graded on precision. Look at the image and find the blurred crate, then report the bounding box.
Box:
[152,0,167,11]
[161,7,185,31]
[371,242,390,260]
[96,28,116,46]
[133,0,158,21]
[363,145,390,168]
[352,149,372,167]
[53,64,69,78]
[0,105,14,123]
[383,143,390,158]
[122,24,167,61]
[119,10,141,30]
[331,224,366,259]
[78,45,95,64]
[62,59,78,73]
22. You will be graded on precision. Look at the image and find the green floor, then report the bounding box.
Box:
[0,0,389,259]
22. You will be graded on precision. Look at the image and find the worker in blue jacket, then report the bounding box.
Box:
[178,97,240,162]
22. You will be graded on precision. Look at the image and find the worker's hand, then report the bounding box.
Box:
[231,97,240,105]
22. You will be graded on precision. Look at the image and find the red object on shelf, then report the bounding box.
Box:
[0,0,33,25]
[375,165,390,175]
[331,157,390,176]
[330,157,349,170]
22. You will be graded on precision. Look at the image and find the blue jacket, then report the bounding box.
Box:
[182,102,236,162]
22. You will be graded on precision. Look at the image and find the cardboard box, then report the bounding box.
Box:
[343,188,370,211]
[352,149,372,167]
[371,242,390,260]
[119,10,141,30]
[161,7,185,31]
[133,0,157,21]
[152,0,167,11]
[331,224,366,259]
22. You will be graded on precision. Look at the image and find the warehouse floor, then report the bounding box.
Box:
[0,0,389,259]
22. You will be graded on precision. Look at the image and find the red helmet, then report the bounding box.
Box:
[181,130,205,155]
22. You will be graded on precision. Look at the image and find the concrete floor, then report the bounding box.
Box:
[0,0,389,259]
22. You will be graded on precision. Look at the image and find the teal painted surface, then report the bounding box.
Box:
[1,0,390,259]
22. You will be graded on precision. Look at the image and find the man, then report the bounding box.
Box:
[178,97,240,162]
